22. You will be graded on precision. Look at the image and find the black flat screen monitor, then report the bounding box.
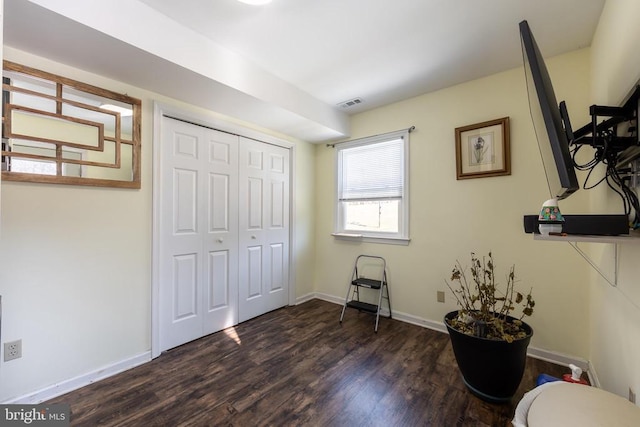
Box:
[520,20,579,200]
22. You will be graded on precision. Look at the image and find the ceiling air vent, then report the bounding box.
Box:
[337,98,363,109]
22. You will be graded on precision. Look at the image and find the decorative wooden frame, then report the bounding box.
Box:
[455,117,510,180]
[1,61,142,188]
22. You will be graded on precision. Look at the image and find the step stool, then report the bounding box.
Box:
[339,255,392,332]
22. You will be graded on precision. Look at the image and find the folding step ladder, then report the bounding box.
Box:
[339,255,391,332]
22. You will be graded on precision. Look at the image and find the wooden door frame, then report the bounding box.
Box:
[151,102,297,359]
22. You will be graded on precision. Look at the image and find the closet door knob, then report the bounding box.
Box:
[251,235,257,240]
[216,238,224,243]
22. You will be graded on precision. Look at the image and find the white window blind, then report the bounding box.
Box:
[334,128,410,244]
[339,138,404,201]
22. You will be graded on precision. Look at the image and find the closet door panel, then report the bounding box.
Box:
[159,117,289,350]
[160,120,206,351]
[160,119,239,351]
[239,138,289,322]
[202,129,239,335]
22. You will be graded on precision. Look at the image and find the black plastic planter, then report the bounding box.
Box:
[444,310,533,403]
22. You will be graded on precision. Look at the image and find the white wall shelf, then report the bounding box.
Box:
[533,232,640,244]
[532,231,640,286]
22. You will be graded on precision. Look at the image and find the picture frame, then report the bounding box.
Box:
[455,117,510,180]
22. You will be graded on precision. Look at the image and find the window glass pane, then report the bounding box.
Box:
[343,200,399,233]
[10,158,56,175]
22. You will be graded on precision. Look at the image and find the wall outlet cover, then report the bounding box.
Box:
[4,339,22,362]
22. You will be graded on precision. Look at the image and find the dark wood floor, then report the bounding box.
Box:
[48,299,568,426]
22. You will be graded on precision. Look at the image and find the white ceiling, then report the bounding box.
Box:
[3,0,606,142]
[138,0,605,113]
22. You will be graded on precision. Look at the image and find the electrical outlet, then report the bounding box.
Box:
[437,291,445,303]
[630,387,636,404]
[4,339,22,362]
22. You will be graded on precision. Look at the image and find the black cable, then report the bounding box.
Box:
[572,127,640,228]
[571,144,600,170]
[606,172,628,214]
[572,144,605,190]
[582,166,607,190]
[604,148,640,225]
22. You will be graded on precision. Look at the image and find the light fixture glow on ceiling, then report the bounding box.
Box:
[237,0,272,5]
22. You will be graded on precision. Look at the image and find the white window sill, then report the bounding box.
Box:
[331,233,410,246]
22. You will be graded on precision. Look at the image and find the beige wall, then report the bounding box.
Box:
[588,0,640,400]
[314,49,593,357]
[0,47,316,402]
[292,139,317,299]
[5,2,640,404]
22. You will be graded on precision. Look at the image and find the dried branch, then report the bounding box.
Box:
[444,252,535,341]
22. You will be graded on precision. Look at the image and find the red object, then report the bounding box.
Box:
[563,373,589,385]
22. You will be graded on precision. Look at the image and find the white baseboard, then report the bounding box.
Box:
[313,292,343,306]
[6,295,598,404]
[525,347,589,372]
[295,292,317,305]
[314,292,447,333]
[3,352,151,404]
[306,292,592,379]
[385,308,448,333]
[586,361,601,388]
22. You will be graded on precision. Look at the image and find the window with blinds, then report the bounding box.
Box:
[335,129,410,243]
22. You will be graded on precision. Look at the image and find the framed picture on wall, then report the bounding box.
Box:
[455,117,510,179]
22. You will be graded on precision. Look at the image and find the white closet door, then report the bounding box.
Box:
[202,128,239,336]
[159,117,239,351]
[238,137,290,322]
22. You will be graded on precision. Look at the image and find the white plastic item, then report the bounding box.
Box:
[538,223,562,235]
[522,382,640,426]
[569,364,582,381]
[538,198,564,235]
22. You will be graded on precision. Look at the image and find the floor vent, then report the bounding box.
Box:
[337,98,363,109]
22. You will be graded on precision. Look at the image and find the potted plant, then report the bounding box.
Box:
[444,252,535,403]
